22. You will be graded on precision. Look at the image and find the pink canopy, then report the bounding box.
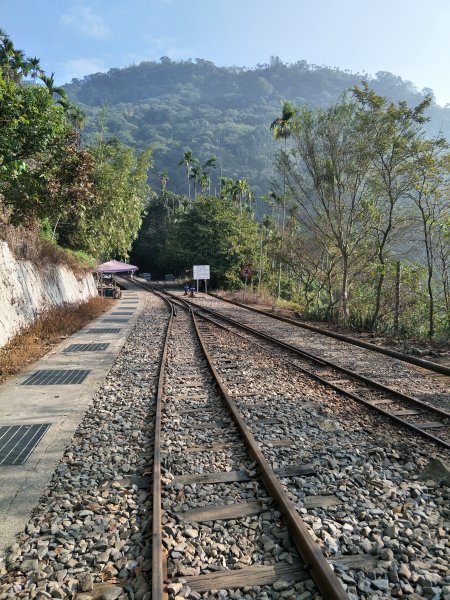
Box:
[96,260,138,273]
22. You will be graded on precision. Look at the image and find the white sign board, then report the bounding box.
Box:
[193,265,210,280]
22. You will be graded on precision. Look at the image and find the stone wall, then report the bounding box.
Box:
[0,241,97,347]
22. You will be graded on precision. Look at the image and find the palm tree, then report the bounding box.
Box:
[270,100,295,193]
[202,156,217,195]
[189,160,201,199]
[236,178,251,214]
[28,57,42,82]
[178,149,195,200]
[199,172,210,194]
[64,103,86,130]
[39,72,68,106]
[270,100,296,298]
[0,37,16,80]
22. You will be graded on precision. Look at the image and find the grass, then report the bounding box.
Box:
[0,216,96,276]
[222,288,302,314]
[0,296,115,384]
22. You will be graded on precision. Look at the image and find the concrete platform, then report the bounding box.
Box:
[0,290,144,559]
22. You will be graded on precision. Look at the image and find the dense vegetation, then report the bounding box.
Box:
[65,56,450,206]
[1,36,448,341]
[131,90,449,340]
[0,31,152,262]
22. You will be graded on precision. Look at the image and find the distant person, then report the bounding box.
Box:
[189,283,196,297]
[184,282,189,296]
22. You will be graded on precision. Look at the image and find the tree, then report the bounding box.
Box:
[0,78,71,223]
[39,72,68,107]
[353,83,435,329]
[178,149,195,200]
[409,142,449,337]
[280,99,375,320]
[220,177,252,214]
[162,195,259,287]
[131,193,171,274]
[270,100,296,297]
[190,159,201,199]
[202,156,217,194]
[70,139,153,259]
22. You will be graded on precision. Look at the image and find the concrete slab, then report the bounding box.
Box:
[0,289,144,559]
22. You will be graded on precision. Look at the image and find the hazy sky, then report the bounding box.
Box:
[2,0,450,105]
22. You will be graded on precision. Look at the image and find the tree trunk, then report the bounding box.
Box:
[371,263,385,331]
[394,261,401,335]
[341,253,350,322]
[427,269,434,338]
[258,229,263,293]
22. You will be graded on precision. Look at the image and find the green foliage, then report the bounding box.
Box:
[0,78,70,220]
[64,58,450,206]
[160,196,259,287]
[0,32,95,235]
[66,139,153,260]
[131,193,176,274]
[0,32,154,265]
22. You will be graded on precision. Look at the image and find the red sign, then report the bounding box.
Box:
[240,266,253,279]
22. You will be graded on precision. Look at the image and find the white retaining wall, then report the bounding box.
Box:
[0,241,97,348]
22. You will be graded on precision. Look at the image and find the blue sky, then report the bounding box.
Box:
[2,0,450,105]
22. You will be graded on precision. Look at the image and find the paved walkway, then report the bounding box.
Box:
[0,289,143,559]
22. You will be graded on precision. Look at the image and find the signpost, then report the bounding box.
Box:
[240,266,253,301]
[193,265,210,293]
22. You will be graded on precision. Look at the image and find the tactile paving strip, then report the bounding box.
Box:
[0,424,51,465]
[64,343,109,353]
[86,328,121,334]
[102,318,129,323]
[22,369,90,385]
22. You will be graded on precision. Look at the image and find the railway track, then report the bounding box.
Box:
[152,290,349,599]
[162,291,449,450]
[119,280,448,599]
[207,294,450,378]
[2,279,446,599]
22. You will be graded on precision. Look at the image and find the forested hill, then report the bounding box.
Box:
[65,57,450,199]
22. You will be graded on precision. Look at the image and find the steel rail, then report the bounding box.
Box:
[184,302,350,600]
[208,293,450,377]
[151,290,175,600]
[122,281,447,594]
[193,310,450,450]
[174,298,450,421]
[167,296,449,450]
[131,284,449,449]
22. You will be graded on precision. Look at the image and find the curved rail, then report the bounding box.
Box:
[130,280,449,449]
[151,290,175,600]
[119,280,448,597]
[209,293,450,377]
[159,290,450,450]
[157,291,350,600]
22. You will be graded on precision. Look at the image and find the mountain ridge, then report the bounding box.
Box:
[64,57,450,200]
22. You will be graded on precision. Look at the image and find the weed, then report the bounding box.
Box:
[0,214,96,275]
[0,296,115,384]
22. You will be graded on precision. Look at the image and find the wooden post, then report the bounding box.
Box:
[394,261,401,335]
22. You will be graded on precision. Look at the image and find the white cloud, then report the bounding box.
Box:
[59,57,108,83]
[60,6,110,39]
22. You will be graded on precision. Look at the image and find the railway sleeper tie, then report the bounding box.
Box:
[171,463,317,487]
